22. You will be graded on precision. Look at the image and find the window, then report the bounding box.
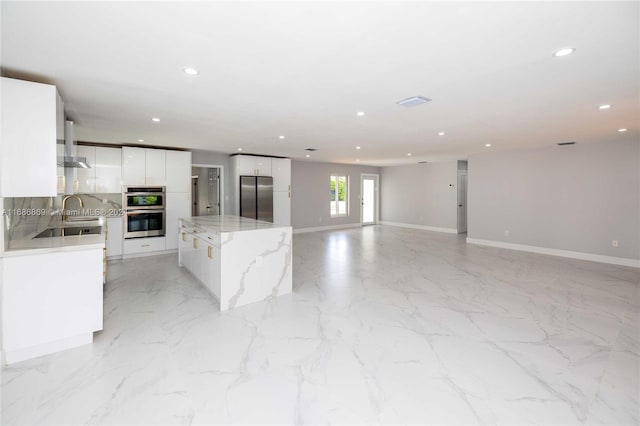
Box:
[330,175,348,217]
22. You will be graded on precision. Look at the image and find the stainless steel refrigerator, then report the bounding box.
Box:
[239,176,273,222]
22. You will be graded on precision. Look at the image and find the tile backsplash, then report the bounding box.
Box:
[3,193,123,250]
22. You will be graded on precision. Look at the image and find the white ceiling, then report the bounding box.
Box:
[2,1,638,166]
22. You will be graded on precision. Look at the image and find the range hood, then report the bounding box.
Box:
[57,121,90,169]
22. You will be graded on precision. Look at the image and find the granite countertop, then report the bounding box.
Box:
[3,218,107,256]
[180,215,291,234]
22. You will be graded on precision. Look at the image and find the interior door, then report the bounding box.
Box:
[457,171,468,233]
[360,174,378,226]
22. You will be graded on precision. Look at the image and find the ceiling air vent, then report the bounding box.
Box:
[557,142,576,146]
[305,148,317,152]
[397,96,432,107]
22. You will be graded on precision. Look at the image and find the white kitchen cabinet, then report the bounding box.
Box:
[106,217,123,258]
[122,147,178,187]
[123,236,166,255]
[1,248,104,364]
[272,158,291,192]
[60,146,122,194]
[145,149,166,186]
[76,145,96,193]
[235,155,272,176]
[273,190,291,226]
[1,78,58,197]
[196,235,220,299]
[179,226,220,301]
[165,150,192,192]
[95,147,123,193]
[165,192,190,250]
[122,147,146,186]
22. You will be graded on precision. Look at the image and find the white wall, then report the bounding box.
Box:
[380,161,459,231]
[468,139,640,261]
[291,160,380,230]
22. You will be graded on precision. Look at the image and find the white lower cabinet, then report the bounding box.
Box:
[273,190,291,226]
[179,228,220,301]
[1,248,104,364]
[106,217,123,258]
[123,237,166,255]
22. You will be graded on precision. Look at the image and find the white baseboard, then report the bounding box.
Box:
[466,238,640,268]
[293,223,361,234]
[3,333,93,365]
[379,221,458,234]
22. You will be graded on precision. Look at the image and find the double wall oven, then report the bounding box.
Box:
[124,186,166,239]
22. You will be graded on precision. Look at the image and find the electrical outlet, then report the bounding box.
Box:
[612,240,619,247]
[504,230,510,237]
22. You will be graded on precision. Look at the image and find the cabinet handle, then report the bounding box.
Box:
[182,232,186,241]
[208,246,213,259]
[193,238,198,248]
[288,191,291,199]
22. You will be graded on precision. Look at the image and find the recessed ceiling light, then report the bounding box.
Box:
[438,132,445,136]
[356,146,361,150]
[237,148,242,151]
[151,117,161,122]
[357,111,365,116]
[553,47,576,57]
[397,96,432,107]
[407,153,412,156]
[279,135,285,139]
[599,104,611,110]
[618,128,628,132]
[356,159,360,162]
[183,67,199,75]
[485,143,492,147]
[306,154,310,158]
[138,139,144,142]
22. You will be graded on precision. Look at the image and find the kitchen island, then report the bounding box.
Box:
[178,215,292,311]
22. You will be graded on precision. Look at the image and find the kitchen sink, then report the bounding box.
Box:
[33,226,102,239]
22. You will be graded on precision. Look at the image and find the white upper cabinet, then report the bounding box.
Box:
[94,147,122,193]
[122,147,165,186]
[165,150,192,192]
[122,147,146,186]
[145,149,166,186]
[75,145,96,193]
[1,78,58,197]
[271,158,291,192]
[235,155,272,176]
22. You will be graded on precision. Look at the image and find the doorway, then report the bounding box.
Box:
[457,170,468,233]
[360,174,379,226]
[191,165,222,216]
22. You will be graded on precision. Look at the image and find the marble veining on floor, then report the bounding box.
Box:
[1,225,639,425]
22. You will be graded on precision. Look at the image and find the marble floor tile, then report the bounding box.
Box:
[1,225,639,425]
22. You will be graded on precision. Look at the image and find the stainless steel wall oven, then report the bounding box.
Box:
[124,186,166,238]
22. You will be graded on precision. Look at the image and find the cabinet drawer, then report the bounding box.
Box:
[123,237,166,254]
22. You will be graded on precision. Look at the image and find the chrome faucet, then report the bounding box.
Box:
[61,195,84,222]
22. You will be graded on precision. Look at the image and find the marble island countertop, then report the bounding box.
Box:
[3,218,107,256]
[180,215,291,234]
